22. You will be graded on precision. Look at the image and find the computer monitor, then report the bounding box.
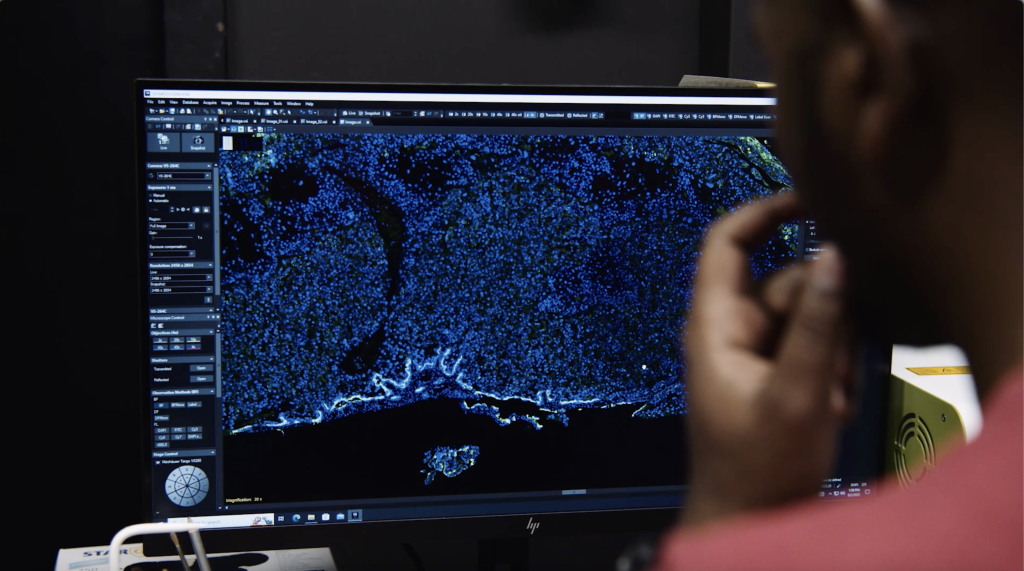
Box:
[134,81,889,557]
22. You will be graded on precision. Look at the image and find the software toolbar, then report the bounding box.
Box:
[141,96,777,134]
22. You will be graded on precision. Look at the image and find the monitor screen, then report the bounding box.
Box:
[136,82,883,534]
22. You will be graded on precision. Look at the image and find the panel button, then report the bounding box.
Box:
[183,133,213,153]
[146,132,181,152]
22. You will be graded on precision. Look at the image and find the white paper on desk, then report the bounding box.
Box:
[54,543,337,571]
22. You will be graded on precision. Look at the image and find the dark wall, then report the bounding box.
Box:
[1,0,165,561]
[729,0,772,81]
[225,0,700,85]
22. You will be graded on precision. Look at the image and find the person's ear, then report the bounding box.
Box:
[820,0,938,202]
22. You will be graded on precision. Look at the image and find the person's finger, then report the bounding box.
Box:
[760,264,808,316]
[749,264,809,356]
[830,334,861,423]
[708,192,803,248]
[771,245,847,401]
[696,193,803,298]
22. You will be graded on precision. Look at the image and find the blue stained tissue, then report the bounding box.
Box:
[422,445,481,485]
[217,133,796,435]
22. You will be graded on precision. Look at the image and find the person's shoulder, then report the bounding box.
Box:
[986,364,1024,417]
[651,365,1024,571]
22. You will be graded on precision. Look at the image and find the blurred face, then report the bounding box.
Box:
[752,0,942,345]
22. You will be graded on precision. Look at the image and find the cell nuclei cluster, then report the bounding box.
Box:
[422,445,481,485]
[218,133,795,435]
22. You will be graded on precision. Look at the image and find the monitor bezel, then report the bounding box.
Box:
[134,78,890,555]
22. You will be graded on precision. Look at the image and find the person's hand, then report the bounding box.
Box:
[682,193,856,527]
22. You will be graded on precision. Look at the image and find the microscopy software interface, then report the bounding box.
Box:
[139,86,864,529]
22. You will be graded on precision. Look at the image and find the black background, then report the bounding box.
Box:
[224,399,687,506]
[1,0,764,566]
[2,0,165,564]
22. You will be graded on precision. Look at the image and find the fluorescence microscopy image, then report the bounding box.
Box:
[422,445,481,485]
[218,132,794,501]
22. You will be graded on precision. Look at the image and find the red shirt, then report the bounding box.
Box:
[653,367,1024,571]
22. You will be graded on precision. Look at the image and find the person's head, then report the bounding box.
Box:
[753,0,1023,350]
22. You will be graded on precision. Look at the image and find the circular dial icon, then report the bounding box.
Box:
[164,465,209,507]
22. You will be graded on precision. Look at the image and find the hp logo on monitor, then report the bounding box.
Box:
[526,517,540,535]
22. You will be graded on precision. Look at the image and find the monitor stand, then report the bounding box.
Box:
[477,537,529,571]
